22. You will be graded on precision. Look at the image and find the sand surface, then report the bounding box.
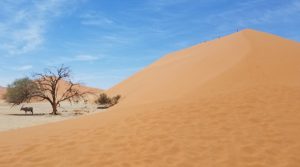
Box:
[0,101,101,132]
[0,29,300,166]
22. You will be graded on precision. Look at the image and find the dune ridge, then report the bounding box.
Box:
[0,29,300,166]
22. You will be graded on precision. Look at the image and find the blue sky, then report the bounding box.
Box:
[0,0,299,89]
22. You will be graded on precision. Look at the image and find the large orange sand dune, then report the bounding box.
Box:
[0,29,300,167]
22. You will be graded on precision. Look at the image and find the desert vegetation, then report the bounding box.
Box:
[95,93,121,108]
[5,65,86,115]
[5,77,37,105]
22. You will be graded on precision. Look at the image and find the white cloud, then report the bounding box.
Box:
[0,0,82,55]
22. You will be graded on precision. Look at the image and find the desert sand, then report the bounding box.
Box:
[0,81,102,132]
[0,29,299,166]
[0,101,100,132]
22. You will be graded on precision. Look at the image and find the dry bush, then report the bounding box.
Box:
[96,93,121,108]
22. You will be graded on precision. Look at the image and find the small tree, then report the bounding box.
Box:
[5,77,38,105]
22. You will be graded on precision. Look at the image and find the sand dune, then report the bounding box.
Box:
[108,29,300,104]
[0,29,300,167]
[55,79,103,103]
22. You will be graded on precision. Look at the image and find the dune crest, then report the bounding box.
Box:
[0,29,300,167]
[108,29,300,105]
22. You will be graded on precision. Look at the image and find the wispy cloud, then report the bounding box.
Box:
[80,12,115,26]
[44,54,104,66]
[0,0,82,55]
[15,65,33,71]
[74,55,101,61]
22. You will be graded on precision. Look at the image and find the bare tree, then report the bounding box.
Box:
[33,65,85,115]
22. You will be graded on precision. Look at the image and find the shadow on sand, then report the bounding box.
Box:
[97,106,109,109]
[6,113,47,116]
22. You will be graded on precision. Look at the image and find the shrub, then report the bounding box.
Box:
[95,93,121,107]
[111,94,121,105]
[96,93,112,106]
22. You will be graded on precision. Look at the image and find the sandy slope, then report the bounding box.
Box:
[0,29,300,167]
[57,80,103,103]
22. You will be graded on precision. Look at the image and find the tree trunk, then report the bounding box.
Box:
[51,103,58,115]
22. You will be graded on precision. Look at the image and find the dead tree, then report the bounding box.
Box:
[33,65,85,115]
